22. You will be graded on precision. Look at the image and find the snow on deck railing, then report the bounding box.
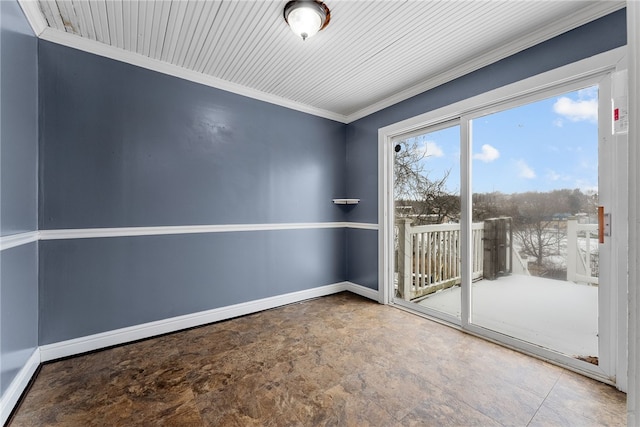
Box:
[566,219,599,285]
[396,220,484,300]
[395,216,598,301]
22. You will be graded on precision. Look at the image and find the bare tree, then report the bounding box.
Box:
[472,192,504,221]
[515,220,562,266]
[469,188,598,277]
[510,192,568,276]
[394,139,456,224]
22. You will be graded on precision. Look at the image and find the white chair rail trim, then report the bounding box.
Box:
[0,222,379,250]
[38,222,380,240]
[0,231,39,251]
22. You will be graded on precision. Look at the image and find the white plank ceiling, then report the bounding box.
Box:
[28,0,624,122]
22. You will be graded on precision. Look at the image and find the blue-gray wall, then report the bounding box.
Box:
[38,42,348,344]
[40,230,345,343]
[344,9,627,290]
[0,1,628,359]
[0,0,39,397]
[1,1,37,235]
[1,244,38,396]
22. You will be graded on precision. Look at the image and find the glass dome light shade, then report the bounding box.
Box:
[284,1,330,41]
[288,7,322,40]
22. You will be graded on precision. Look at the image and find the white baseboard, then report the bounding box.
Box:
[0,348,41,426]
[345,281,380,301]
[7,283,378,423]
[40,281,375,362]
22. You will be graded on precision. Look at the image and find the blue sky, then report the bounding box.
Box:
[408,86,599,195]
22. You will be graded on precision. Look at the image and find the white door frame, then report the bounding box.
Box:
[378,46,628,388]
[626,1,640,422]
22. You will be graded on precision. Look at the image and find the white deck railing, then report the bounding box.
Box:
[566,220,599,285]
[396,219,484,300]
[396,217,599,301]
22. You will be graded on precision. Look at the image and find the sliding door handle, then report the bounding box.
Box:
[598,206,604,243]
[598,206,611,243]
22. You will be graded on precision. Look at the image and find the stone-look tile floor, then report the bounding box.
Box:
[9,292,626,426]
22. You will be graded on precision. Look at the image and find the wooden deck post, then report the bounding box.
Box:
[483,217,512,280]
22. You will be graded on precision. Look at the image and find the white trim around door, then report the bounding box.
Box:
[378,46,628,389]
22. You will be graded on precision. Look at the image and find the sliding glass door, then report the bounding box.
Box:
[393,123,462,323]
[388,69,621,378]
[468,85,601,363]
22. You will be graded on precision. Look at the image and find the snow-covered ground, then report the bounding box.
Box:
[418,274,598,358]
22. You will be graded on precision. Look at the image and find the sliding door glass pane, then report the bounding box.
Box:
[470,86,599,362]
[394,125,461,320]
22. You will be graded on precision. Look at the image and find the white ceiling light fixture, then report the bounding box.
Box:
[283,0,331,41]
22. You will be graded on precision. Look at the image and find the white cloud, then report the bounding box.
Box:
[578,86,598,99]
[553,97,598,123]
[574,179,598,194]
[546,170,570,182]
[547,170,561,181]
[418,141,444,158]
[553,118,564,128]
[516,160,536,179]
[473,144,500,163]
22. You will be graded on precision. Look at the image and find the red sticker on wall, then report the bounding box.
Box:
[614,108,620,121]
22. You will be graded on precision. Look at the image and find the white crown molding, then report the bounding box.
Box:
[37,27,349,124]
[17,0,47,37]
[0,348,40,426]
[0,231,39,251]
[345,2,626,123]
[21,1,623,125]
